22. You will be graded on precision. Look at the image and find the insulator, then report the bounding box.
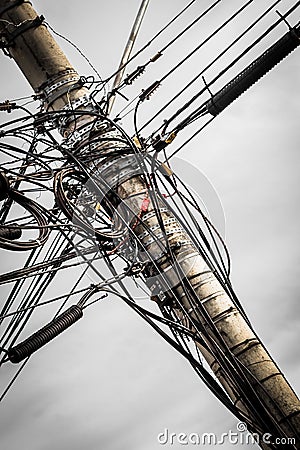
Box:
[0,224,22,240]
[124,65,145,85]
[8,305,83,364]
[207,25,300,116]
[0,171,10,200]
[139,81,160,102]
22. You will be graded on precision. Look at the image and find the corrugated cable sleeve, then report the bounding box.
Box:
[7,305,83,363]
[206,25,300,116]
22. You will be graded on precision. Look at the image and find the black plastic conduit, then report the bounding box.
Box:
[7,305,83,363]
[206,24,300,116]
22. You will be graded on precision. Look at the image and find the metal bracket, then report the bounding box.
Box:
[137,217,177,241]
[48,79,86,106]
[143,227,184,248]
[0,15,44,51]
[149,280,175,307]
[0,0,28,17]
[43,75,80,98]
[36,69,83,106]
[61,93,91,111]
[64,118,105,146]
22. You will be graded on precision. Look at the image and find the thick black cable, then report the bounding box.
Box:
[165,1,300,133]
[136,0,283,134]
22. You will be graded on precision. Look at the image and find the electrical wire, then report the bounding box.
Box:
[0,3,299,443]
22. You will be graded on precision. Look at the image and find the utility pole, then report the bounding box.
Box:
[0,1,299,447]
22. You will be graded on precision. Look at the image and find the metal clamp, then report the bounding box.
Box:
[0,0,28,17]
[143,226,184,248]
[97,154,140,188]
[39,68,77,91]
[64,119,104,145]
[0,15,44,51]
[137,218,177,241]
[141,208,168,222]
[61,93,91,111]
[43,75,80,98]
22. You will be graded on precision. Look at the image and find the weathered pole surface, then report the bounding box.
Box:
[0,1,299,447]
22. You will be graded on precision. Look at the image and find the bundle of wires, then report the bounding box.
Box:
[0,1,299,446]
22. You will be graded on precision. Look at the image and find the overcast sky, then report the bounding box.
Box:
[0,1,300,449]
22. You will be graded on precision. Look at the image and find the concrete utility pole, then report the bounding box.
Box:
[0,1,299,447]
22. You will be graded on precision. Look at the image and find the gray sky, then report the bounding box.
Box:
[0,1,300,449]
